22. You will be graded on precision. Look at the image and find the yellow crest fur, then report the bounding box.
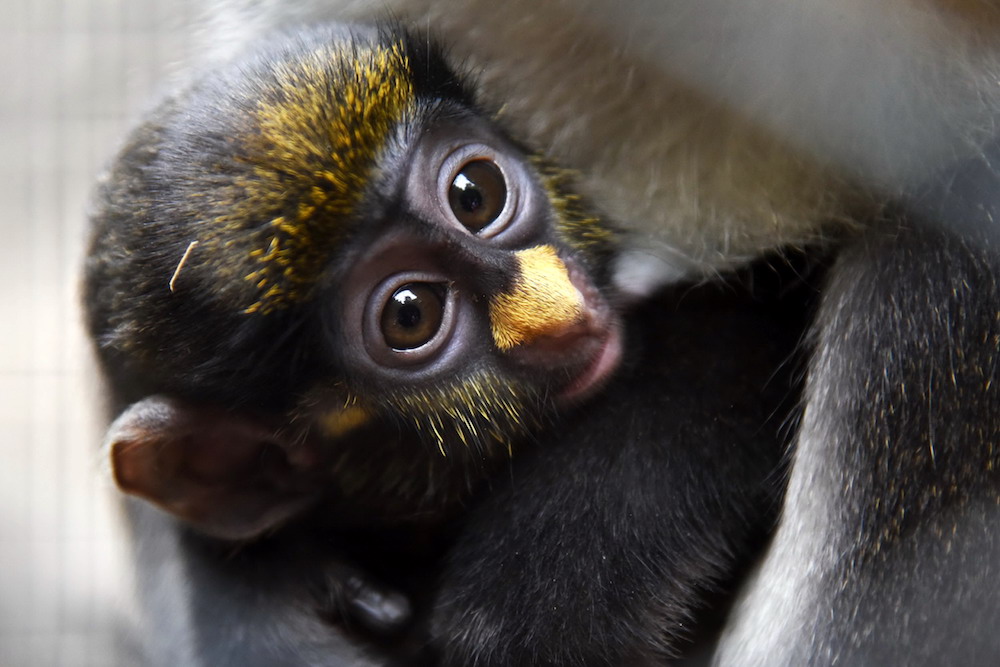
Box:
[208,41,416,314]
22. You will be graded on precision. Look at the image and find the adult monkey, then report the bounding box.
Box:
[88,1,1000,666]
[196,1,1000,664]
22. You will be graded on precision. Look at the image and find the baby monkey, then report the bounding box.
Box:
[85,23,799,665]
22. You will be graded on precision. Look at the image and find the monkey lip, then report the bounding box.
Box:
[556,323,623,404]
[551,262,625,403]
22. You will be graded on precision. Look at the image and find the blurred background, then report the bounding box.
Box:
[1,1,196,664]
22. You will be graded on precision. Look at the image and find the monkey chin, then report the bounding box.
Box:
[555,322,624,405]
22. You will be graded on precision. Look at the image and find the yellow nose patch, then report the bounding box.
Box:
[489,245,585,351]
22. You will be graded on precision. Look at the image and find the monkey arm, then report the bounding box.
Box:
[716,150,1000,666]
[430,267,810,665]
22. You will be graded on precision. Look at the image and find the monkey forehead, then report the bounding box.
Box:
[182,28,422,316]
[241,32,416,185]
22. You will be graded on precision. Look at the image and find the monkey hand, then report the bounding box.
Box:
[314,560,412,637]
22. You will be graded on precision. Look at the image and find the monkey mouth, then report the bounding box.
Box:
[553,262,624,403]
[557,323,623,403]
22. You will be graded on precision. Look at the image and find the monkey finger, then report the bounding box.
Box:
[315,563,413,637]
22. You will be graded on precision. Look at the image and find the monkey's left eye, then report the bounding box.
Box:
[380,283,446,350]
[356,268,458,370]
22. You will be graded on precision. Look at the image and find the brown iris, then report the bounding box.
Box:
[447,159,507,233]
[380,283,446,350]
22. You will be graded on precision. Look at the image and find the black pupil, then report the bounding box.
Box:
[396,301,422,329]
[448,160,507,233]
[381,283,445,350]
[458,186,483,214]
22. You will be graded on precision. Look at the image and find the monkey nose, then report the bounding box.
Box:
[488,245,585,351]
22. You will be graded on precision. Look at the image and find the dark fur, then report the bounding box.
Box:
[111,256,809,666]
[85,20,1000,667]
[818,224,1000,665]
[725,151,1000,666]
[430,261,811,665]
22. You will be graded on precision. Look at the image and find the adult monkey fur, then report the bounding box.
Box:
[85,1,1000,666]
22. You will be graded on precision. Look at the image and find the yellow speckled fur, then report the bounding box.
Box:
[204,40,415,314]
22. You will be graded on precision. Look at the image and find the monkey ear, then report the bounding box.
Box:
[104,396,324,541]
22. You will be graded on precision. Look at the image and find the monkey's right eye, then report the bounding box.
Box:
[380,283,446,350]
[429,143,521,239]
[448,160,507,233]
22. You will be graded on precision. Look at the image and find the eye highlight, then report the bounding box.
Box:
[448,159,507,233]
[380,282,446,350]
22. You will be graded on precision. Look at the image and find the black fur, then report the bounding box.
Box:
[818,223,1000,665]
[84,94,324,412]
[715,147,1000,666]
[429,259,812,665]
[112,255,810,666]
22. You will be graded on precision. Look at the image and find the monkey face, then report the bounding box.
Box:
[86,24,623,495]
[322,106,624,455]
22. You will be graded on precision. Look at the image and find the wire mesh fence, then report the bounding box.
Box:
[1,2,198,664]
